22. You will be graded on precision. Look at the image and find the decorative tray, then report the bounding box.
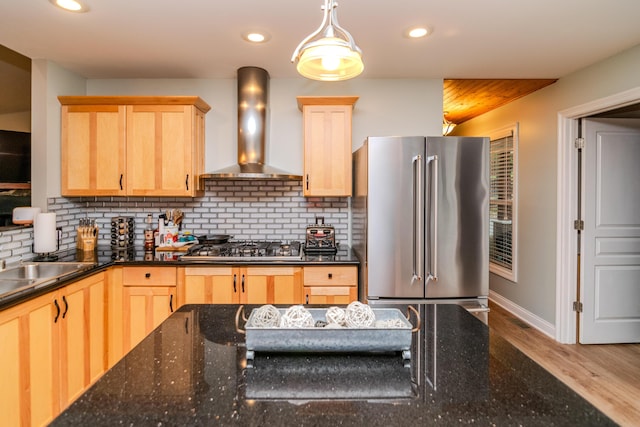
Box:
[235,305,419,363]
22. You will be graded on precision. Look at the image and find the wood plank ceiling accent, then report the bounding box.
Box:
[443,79,558,125]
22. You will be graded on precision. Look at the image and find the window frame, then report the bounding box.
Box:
[488,123,519,282]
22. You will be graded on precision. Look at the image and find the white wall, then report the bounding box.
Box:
[454,43,640,325]
[31,59,86,209]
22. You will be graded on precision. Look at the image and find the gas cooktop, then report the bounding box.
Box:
[181,240,303,261]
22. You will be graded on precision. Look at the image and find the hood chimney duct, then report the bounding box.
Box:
[238,66,267,167]
[202,66,302,180]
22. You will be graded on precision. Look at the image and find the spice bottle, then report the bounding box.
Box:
[144,214,155,250]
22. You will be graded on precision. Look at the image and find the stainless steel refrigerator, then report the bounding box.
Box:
[352,136,490,318]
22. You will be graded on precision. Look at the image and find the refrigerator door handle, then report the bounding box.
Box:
[413,154,424,283]
[427,154,439,282]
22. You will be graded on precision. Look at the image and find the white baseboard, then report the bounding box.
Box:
[489,290,556,340]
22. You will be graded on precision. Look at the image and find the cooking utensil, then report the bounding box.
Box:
[173,209,184,229]
[198,234,232,244]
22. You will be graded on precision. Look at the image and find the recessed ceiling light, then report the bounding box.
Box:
[405,26,430,39]
[242,31,271,43]
[49,0,89,12]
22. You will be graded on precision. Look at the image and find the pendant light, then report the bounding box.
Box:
[291,0,364,81]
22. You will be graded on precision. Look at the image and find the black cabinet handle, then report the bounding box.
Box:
[169,294,174,312]
[185,317,189,334]
[241,275,245,293]
[328,273,333,279]
[306,174,309,190]
[185,174,189,191]
[145,273,151,279]
[233,274,237,293]
[305,294,309,304]
[62,295,69,319]
[119,174,123,190]
[54,299,61,323]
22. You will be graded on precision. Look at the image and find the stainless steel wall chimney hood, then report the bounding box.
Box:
[202,67,302,181]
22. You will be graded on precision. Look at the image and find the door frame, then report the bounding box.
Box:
[556,86,640,343]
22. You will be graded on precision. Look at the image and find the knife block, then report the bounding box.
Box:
[76,227,98,252]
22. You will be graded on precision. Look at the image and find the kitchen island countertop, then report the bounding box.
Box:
[51,304,613,426]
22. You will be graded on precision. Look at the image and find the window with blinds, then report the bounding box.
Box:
[489,124,518,282]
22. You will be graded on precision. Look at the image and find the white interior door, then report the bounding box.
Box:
[581,118,640,343]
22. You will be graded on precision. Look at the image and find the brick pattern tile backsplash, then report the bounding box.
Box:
[0,180,350,259]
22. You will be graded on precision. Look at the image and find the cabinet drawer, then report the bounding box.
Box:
[305,286,353,297]
[303,266,356,287]
[122,267,177,286]
[183,266,235,276]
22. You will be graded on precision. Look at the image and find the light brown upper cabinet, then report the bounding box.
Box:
[297,96,358,197]
[59,96,210,197]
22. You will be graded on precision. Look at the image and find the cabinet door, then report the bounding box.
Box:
[302,104,353,197]
[179,267,240,304]
[242,267,303,304]
[61,104,126,196]
[0,291,59,427]
[59,273,107,409]
[126,104,199,196]
[193,107,207,194]
[122,285,176,352]
[107,267,124,368]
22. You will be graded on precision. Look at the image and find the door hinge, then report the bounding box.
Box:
[575,137,585,149]
[573,301,583,312]
[574,220,584,231]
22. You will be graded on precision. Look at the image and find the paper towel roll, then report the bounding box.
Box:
[34,212,57,254]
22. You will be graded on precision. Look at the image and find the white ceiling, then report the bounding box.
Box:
[1,0,640,112]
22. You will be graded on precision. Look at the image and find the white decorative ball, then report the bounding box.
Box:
[345,301,376,327]
[280,305,314,328]
[325,306,346,326]
[250,304,281,328]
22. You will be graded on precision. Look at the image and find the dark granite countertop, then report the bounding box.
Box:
[0,246,359,310]
[51,304,613,426]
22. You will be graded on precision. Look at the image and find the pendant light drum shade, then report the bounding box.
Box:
[296,37,363,81]
[292,0,364,81]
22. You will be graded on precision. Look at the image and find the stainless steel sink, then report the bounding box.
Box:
[0,261,96,298]
[0,278,37,296]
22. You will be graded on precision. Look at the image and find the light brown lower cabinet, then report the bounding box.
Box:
[0,263,357,426]
[114,266,177,355]
[0,272,107,427]
[303,266,358,304]
[59,273,108,408]
[178,266,303,305]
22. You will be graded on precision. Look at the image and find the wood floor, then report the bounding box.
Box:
[488,301,640,427]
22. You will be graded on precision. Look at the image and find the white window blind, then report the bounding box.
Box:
[489,124,518,281]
